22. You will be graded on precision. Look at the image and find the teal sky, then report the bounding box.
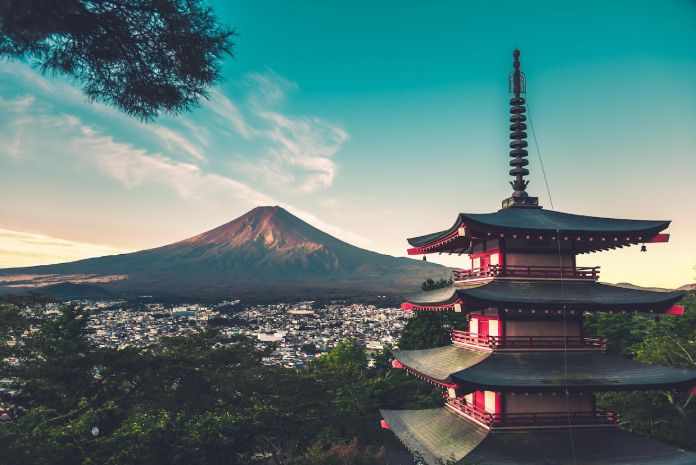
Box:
[1,0,695,288]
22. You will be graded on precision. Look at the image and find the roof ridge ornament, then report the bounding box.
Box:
[502,49,541,209]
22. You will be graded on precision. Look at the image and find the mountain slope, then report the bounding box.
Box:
[0,207,447,300]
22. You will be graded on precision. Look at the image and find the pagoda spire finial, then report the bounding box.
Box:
[502,49,540,209]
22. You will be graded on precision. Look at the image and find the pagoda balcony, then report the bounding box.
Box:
[453,265,600,282]
[450,330,606,351]
[445,397,619,430]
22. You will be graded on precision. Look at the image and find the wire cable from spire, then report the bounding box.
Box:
[526,103,555,210]
[556,227,577,465]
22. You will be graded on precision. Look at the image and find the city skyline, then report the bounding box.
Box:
[1,0,695,288]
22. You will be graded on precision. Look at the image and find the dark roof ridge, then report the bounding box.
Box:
[402,280,685,312]
[408,208,670,247]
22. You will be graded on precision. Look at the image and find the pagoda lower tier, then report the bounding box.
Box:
[380,408,696,465]
[401,281,685,314]
[391,345,696,392]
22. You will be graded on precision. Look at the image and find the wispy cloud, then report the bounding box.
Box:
[1,62,350,194]
[73,126,367,244]
[148,124,206,162]
[238,70,349,193]
[0,95,370,249]
[206,88,254,139]
[0,228,131,268]
[78,127,277,206]
[259,110,347,192]
[0,62,210,163]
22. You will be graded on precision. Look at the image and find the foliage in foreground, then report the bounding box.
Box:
[0,302,436,465]
[584,291,696,449]
[398,278,467,350]
[0,0,235,120]
[1,288,694,463]
[294,439,384,465]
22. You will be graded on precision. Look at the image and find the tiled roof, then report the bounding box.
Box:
[392,346,696,390]
[403,281,684,312]
[381,408,696,465]
[391,345,490,383]
[408,208,669,247]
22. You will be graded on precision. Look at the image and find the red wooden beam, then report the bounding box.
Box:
[664,305,685,316]
[399,364,460,389]
[648,233,670,243]
[380,419,390,430]
[401,301,461,312]
[391,359,405,369]
[406,230,466,255]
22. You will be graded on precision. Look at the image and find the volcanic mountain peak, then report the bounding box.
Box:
[0,206,448,300]
[178,206,335,249]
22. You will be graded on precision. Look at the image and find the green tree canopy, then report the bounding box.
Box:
[0,303,434,464]
[592,292,696,449]
[421,277,453,291]
[398,277,466,350]
[0,0,235,120]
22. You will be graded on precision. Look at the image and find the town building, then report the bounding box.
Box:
[380,50,696,465]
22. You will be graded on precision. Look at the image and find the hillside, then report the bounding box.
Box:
[0,206,448,301]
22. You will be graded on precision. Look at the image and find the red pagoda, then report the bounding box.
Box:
[380,50,696,465]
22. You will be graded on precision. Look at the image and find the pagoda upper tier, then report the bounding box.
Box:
[401,281,685,314]
[379,408,696,465]
[390,345,696,392]
[407,208,670,255]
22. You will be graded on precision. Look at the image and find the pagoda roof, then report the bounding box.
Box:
[380,408,696,465]
[408,209,669,246]
[391,345,489,384]
[402,281,685,313]
[407,208,670,254]
[392,346,696,391]
[451,351,696,391]
[379,408,487,465]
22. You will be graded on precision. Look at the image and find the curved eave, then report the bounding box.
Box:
[401,284,484,311]
[407,232,470,255]
[391,346,696,392]
[469,426,696,465]
[380,408,696,465]
[461,209,670,236]
[450,351,696,392]
[401,286,460,310]
[391,346,490,386]
[461,281,685,313]
[379,408,488,465]
[402,281,685,314]
[406,209,671,255]
[407,215,466,247]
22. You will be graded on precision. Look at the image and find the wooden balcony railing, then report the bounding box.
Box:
[445,397,619,428]
[454,265,599,281]
[450,330,606,350]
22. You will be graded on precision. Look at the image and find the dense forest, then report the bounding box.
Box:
[0,286,694,464]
